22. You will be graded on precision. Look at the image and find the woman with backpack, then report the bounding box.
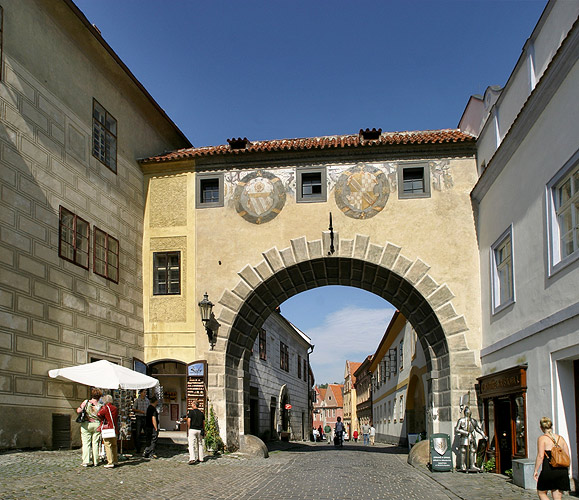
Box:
[533,416,570,500]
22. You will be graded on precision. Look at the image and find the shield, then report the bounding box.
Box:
[433,436,448,456]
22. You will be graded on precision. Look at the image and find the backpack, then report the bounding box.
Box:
[549,436,570,468]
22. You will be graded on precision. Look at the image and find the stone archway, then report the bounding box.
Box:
[214,232,479,449]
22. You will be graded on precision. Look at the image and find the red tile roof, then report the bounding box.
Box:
[140,129,475,164]
[328,384,344,407]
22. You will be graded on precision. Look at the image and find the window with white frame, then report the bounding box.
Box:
[399,395,404,422]
[399,339,404,370]
[490,225,515,313]
[387,400,392,423]
[547,154,579,274]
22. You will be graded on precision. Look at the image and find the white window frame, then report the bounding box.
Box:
[490,225,515,314]
[546,150,579,276]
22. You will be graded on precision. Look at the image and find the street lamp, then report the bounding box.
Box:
[198,292,215,350]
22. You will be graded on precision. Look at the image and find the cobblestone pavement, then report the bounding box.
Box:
[0,441,575,500]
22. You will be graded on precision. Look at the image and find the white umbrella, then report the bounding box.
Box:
[48,360,159,390]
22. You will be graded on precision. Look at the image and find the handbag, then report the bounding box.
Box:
[549,436,570,468]
[101,405,117,439]
[75,401,88,423]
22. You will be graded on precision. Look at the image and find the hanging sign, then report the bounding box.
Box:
[187,360,207,414]
[285,404,292,410]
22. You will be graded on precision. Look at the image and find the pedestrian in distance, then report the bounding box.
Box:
[353,430,358,442]
[97,394,118,468]
[77,387,103,467]
[313,427,319,443]
[361,422,370,446]
[187,401,205,465]
[334,417,345,447]
[132,389,149,454]
[324,423,332,444]
[533,416,571,500]
[317,425,324,442]
[370,424,376,445]
[143,396,159,459]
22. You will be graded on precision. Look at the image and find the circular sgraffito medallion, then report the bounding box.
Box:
[234,170,286,224]
[334,164,389,219]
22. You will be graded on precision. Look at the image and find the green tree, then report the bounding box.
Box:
[204,405,225,453]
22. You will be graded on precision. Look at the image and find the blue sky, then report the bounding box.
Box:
[74,0,547,383]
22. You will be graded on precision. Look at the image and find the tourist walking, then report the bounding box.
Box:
[98,394,119,468]
[361,422,370,445]
[187,401,205,465]
[132,389,149,454]
[533,416,570,500]
[334,417,345,447]
[77,388,103,467]
[353,430,358,442]
[324,424,332,444]
[143,396,159,459]
[370,424,376,445]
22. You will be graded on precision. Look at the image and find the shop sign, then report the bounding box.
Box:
[285,404,292,410]
[478,366,527,398]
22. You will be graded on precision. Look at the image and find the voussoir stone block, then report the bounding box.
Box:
[339,239,353,257]
[405,259,430,284]
[428,284,455,309]
[307,239,323,259]
[290,236,308,263]
[442,315,468,336]
[238,265,263,289]
[232,280,252,300]
[219,290,243,313]
[322,230,339,256]
[415,274,439,298]
[263,247,284,272]
[392,254,412,276]
[254,260,274,281]
[366,243,384,264]
[380,242,401,268]
[353,234,369,259]
[280,247,296,267]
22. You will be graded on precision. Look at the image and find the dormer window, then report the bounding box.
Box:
[227,137,249,150]
[359,128,382,141]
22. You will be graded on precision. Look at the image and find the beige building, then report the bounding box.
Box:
[342,360,361,436]
[0,0,189,448]
[353,356,373,429]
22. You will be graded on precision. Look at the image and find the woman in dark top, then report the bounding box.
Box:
[533,416,570,500]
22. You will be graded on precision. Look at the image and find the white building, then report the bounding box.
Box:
[248,308,313,441]
[370,311,427,446]
[464,0,578,480]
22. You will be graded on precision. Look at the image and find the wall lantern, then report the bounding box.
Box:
[198,292,215,350]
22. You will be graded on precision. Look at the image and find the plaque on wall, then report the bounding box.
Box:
[187,360,207,414]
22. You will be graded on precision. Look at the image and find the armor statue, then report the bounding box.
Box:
[454,406,486,472]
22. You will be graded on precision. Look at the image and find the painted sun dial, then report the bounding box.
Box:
[234,170,286,224]
[334,163,390,219]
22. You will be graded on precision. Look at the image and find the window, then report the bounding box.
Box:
[390,348,397,374]
[280,342,289,372]
[298,354,302,379]
[153,252,180,295]
[397,163,430,199]
[297,168,327,203]
[399,340,404,370]
[490,226,515,313]
[93,227,119,283]
[259,329,267,360]
[196,173,224,208]
[59,207,89,269]
[547,155,579,274]
[303,359,307,382]
[92,99,117,173]
[399,395,404,422]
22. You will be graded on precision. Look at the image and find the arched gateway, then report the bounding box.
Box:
[215,234,478,448]
[140,129,481,450]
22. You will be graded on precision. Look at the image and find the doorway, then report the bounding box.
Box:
[496,398,512,473]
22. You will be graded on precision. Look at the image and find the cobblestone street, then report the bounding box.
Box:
[2,441,575,500]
